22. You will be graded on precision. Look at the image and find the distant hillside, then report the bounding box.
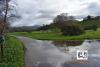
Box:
[10,25,40,32]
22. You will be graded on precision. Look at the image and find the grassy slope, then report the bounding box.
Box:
[0,36,24,67]
[10,30,100,40]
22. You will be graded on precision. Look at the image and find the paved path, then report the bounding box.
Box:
[17,36,38,67]
[17,36,70,67]
[17,36,100,67]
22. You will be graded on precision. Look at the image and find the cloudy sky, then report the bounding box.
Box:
[9,0,100,26]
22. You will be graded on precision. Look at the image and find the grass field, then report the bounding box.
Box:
[0,35,24,67]
[10,30,100,40]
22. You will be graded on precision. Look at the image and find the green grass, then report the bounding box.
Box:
[0,35,24,67]
[10,30,100,40]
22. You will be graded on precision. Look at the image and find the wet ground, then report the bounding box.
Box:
[17,36,100,67]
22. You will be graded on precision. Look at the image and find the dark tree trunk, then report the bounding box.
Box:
[0,44,3,57]
[0,0,8,57]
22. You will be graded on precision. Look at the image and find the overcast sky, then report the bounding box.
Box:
[9,0,100,26]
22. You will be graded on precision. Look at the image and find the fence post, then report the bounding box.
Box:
[0,35,5,57]
[0,44,3,57]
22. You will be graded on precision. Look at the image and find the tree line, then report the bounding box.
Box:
[37,13,100,36]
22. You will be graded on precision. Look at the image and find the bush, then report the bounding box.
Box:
[61,22,84,36]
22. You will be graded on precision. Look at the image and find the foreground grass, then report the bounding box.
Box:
[0,36,24,67]
[10,30,100,40]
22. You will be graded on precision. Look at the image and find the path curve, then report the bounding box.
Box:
[17,36,100,67]
[17,36,39,67]
[17,36,71,67]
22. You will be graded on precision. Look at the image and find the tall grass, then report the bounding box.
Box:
[10,30,100,40]
[0,36,24,67]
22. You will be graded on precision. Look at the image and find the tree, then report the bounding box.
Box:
[53,13,68,28]
[53,13,84,36]
[53,13,77,28]
[0,0,9,57]
[0,0,18,33]
[81,15,100,31]
[83,15,92,21]
[37,24,51,31]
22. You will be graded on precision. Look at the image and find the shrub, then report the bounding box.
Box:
[61,22,84,36]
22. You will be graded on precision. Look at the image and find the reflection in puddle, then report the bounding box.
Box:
[53,40,100,67]
[52,40,83,46]
[22,38,100,67]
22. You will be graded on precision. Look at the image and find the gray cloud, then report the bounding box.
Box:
[75,15,86,20]
[87,2,100,16]
[35,10,57,19]
[7,0,100,26]
[0,1,4,17]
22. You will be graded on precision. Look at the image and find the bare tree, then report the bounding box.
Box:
[0,0,9,57]
[53,13,75,28]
